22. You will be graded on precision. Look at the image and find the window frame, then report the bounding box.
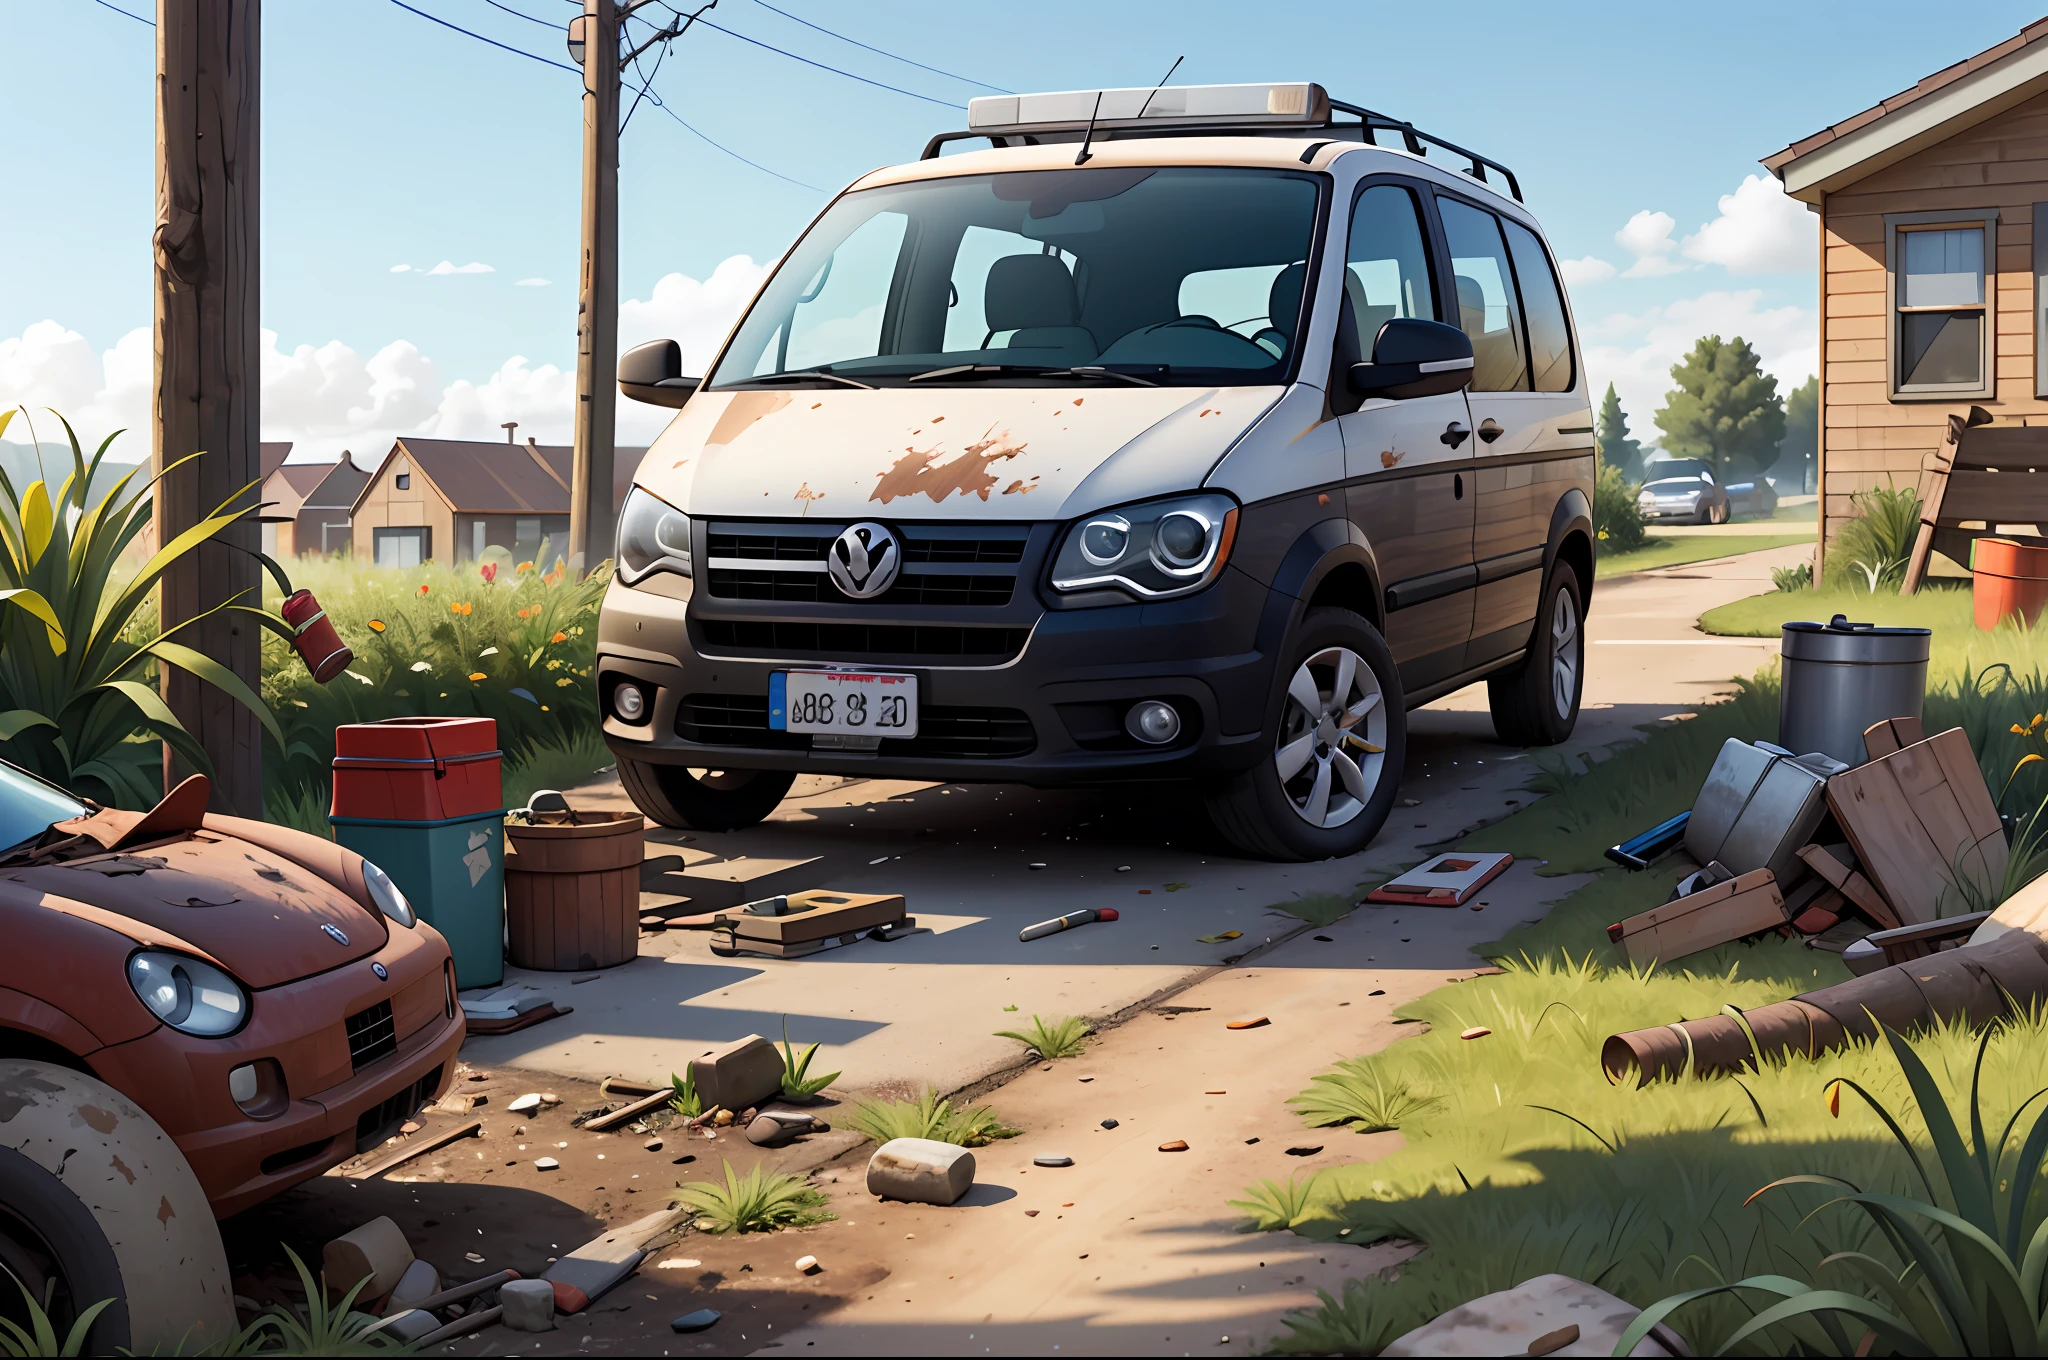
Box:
[1428,187,1550,395]
[1498,216,1578,395]
[1885,207,1997,401]
[1337,174,1448,364]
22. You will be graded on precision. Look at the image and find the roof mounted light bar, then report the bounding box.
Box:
[920,81,1522,203]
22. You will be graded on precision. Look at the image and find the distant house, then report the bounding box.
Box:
[297,453,372,556]
[1765,16,2048,568]
[349,437,646,568]
[260,461,331,558]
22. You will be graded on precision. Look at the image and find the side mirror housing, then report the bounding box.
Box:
[619,339,701,408]
[1347,318,1474,401]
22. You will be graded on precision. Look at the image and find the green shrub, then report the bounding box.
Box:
[1773,561,1813,592]
[1290,1057,1441,1133]
[843,1088,1018,1147]
[674,1162,833,1233]
[1593,459,1649,554]
[993,1014,1090,1059]
[1825,482,1921,591]
[777,1016,840,1098]
[1231,1172,1326,1232]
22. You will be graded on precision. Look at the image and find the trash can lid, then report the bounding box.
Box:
[1781,614,1931,663]
[335,715,500,762]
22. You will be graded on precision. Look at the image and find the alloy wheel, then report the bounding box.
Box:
[1274,645,1386,829]
[1550,587,1580,720]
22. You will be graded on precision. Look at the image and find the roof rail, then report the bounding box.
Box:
[1326,100,1521,202]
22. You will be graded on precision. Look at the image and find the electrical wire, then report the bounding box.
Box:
[389,0,582,74]
[747,0,1006,93]
[672,11,965,109]
[478,0,559,26]
[86,0,152,24]
[642,89,825,192]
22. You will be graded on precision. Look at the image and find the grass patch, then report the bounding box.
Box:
[777,1017,841,1099]
[1594,532,1813,580]
[1266,892,1358,928]
[674,1162,833,1233]
[843,1088,1019,1147]
[994,1014,1090,1060]
[1290,1058,1441,1134]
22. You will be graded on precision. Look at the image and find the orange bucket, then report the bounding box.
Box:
[1972,537,2048,630]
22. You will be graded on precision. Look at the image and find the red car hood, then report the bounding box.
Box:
[10,829,387,988]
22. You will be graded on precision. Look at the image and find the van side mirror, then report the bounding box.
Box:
[619,339,701,408]
[1347,319,1474,401]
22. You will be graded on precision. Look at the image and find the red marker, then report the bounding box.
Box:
[1019,907,1119,942]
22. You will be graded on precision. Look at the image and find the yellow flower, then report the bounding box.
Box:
[468,671,487,681]
[516,561,534,573]
[556,677,573,687]
[551,631,567,644]
[451,601,473,616]
[367,619,386,632]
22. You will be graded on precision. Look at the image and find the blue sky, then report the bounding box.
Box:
[3,0,2042,462]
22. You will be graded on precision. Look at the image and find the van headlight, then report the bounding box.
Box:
[1051,493,1238,602]
[127,951,249,1037]
[362,859,416,929]
[616,486,691,584]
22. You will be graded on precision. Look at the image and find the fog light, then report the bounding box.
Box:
[614,682,647,722]
[229,1058,288,1120]
[1126,700,1182,745]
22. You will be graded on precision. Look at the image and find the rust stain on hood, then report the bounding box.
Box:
[871,429,1028,505]
[706,391,792,447]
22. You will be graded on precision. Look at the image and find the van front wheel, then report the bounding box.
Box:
[1206,607,1406,861]
[619,760,797,831]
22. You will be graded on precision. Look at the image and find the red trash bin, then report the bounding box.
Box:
[330,716,503,821]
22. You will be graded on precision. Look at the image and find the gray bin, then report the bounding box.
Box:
[1780,614,1931,766]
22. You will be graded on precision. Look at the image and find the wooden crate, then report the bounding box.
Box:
[1607,868,1786,966]
[1826,726,2006,926]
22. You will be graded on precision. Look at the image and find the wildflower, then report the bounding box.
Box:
[480,562,499,584]
[417,584,430,596]
[551,631,567,644]
[557,677,574,687]
[468,672,487,681]
[516,561,534,574]
[451,601,473,616]
[409,661,431,673]
[367,619,386,632]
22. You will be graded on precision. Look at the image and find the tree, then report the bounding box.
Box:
[1653,335,1785,479]
[1595,382,1645,480]
[1775,375,1818,493]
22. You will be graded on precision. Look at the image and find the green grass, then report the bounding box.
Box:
[843,1088,1019,1147]
[674,1162,834,1233]
[993,1014,1090,1060]
[1594,532,1814,580]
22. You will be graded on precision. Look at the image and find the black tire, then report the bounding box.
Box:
[0,1146,132,1355]
[1487,561,1586,747]
[1205,607,1406,861]
[619,760,797,831]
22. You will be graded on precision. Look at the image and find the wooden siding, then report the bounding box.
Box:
[1821,90,2048,559]
[350,450,455,563]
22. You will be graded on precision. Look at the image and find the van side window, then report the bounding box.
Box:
[1343,185,1436,360]
[1438,198,1530,392]
[1503,219,1574,393]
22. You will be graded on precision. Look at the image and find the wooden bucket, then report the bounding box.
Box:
[503,811,644,971]
[1972,537,2048,631]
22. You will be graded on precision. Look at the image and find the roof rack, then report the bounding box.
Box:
[918,83,1522,203]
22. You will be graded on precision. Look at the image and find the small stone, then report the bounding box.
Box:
[1100,1119,1118,1130]
[1028,862,1047,869]
[555,1141,568,1148]
[1314,935,1333,942]
[1369,989,1386,996]
[1461,1027,1492,1040]
[399,1121,421,1134]
[644,1138,664,1152]
[467,1071,489,1082]
[1040,1063,1053,1072]
[1077,1075,1094,1083]
[507,1093,543,1114]
[1116,865,1131,872]
[1033,1155,1074,1167]
[534,1157,560,1170]
[1024,1209,1039,1217]
[671,1309,721,1334]
[695,1217,718,1231]
[1244,1137,1260,1145]
[795,1254,820,1273]
[868,1138,976,1205]
[657,1258,702,1270]
[1285,1146,1324,1157]
[541,1093,561,1105]
[1226,1017,1270,1030]
[713,1109,735,1127]
[465,1251,485,1263]
[500,1278,555,1332]
[1158,1139,1189,1152]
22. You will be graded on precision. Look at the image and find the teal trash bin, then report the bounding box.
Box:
[333,811,506,989]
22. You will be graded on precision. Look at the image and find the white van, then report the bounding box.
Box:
[597,83,1594,861]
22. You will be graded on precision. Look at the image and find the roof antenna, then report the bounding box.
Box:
[1134,55,1184,120]
[1077,55,1183,167]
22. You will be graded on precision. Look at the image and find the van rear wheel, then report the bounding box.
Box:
[619,760,797,831]
[1487,562,1585,747]
[1206,607,1405,861]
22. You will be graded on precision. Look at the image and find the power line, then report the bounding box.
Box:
[86,0,152,25]
[389,0,582,74]
[680,13,965,109]
[642,90,825,192]
[478,0,559,26]
[748,0,1006,93]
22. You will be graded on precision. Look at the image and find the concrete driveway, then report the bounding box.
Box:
[463,543,1810,1100]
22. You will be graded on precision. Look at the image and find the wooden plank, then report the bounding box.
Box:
[1826,727,2006,924]
[348,1120,483,1180]
[1794,843,1903,929]
[582,1088,675,1132]
[1862,716,1929,760]
[1606,868,1785,966]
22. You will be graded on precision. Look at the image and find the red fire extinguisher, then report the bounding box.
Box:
[280,589,354,683]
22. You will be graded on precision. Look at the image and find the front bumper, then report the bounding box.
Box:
[596,563,1284,787]
[89,920,463,1219]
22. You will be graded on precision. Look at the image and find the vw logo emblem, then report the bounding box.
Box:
[322,923,350,946]
[371,962,389,981]
[826,522,902,600]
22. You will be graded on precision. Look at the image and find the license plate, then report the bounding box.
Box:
[769,670,918,738]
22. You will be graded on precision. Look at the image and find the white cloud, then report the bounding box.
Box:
[1558,256,1616,288]
[425,261,494,276]
[1615,210,1694,278]
[618,254,770,372]
[389,264,412,274]
[1682,173,1815,274]
[515,277,550,287]
[1581,289,1815,446]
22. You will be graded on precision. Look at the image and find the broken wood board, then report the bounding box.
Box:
[1795,843,1902,930]
[582,1089,675,1132]
[464,1002,571,1037]
[1366,852,1512,906]
[1826,726,2005,927]
[349,1120,483,1180]
[1863,715,1929,761]
[713,889,905,946]
[1606,867,1784,965]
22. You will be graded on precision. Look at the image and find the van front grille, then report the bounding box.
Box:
[702,522,1027,609]
[698,620,1029,663]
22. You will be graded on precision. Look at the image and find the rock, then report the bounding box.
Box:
[1077,1074,1094,1082]
[794,1254,819,1273]
[534,1157,560,1170]
[1033,1155,1074,1167]
[1380,1274,1685,1357]
[1460,1027,1492,1041]
[376,1310,441,1344]
[689,1036,785,1115]
[747,1112,828,1147]
[867,1137,975,1205]
[541,1093,561,1105]
[644,1138,664,1152]
[1158,1139,1189,1152]
[713,1109,735,1127]
[384,1258,441,1314]
[671,1309,721,1334]
[322,1217,413,1301]
[1100,1119,1118,1130]
[398,1121,422,1135]
[1226,1017,1270,1030]
[507,1093,543,1114]
[500,1279,556,1333]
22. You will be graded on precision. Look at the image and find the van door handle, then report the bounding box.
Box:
[1440,422,1470,449]
[1477,418,1504,444]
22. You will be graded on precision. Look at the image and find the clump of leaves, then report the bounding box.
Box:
[1772,561,1813,593]
[993,1014,1090,1060]
[1272,1277,1410,1356]
[668,1066,702,1119]
[0,1271,114,1358]
[674,1161,833,1234]
[1290,1056,1441,1133]
[1229,1172,1325,1232]
[1267,892,1356,928]
[779,1016,840,1098]
[844,1088,1019,1147]
[236,1245,400,1355]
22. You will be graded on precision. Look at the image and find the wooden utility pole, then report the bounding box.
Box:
[569,0,620,572]
[154,0,262,814]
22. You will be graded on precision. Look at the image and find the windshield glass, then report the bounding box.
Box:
[0,761,87,856]
[1646,459,1711,482]
[709,167,1323,388]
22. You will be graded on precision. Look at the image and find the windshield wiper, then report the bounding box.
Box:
[1043,366,1162,387]
[905,363,1055,384]
[725,368,876,391]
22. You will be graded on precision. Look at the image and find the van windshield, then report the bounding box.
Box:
[708,167,1322,389]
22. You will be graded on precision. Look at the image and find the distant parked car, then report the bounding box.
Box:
[1637,458,1729,524]
[1724,474,1780,518]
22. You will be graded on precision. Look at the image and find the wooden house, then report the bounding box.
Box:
[349,437,644,568]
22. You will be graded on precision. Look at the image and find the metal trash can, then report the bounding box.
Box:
[1780,615,1931,766]
[330,717,505,989]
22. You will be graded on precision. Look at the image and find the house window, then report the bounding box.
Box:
[373,527,429,568]
[1886,209,1996,399]
[396,473,411,490]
